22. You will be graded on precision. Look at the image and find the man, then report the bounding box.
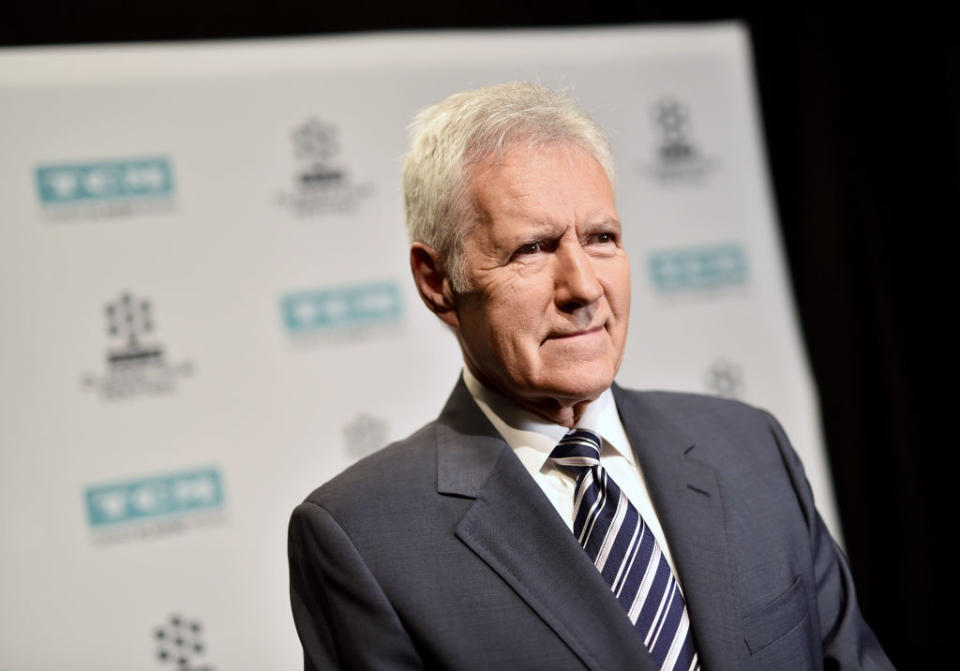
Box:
[289,82,892,670]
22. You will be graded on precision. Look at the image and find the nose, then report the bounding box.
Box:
[554,241,604,312]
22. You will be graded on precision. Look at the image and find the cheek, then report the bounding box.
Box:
[488,304,539,357]
[474,272,557,361]
[603,260,631,316]
[484,299,546,365]
[488,277,544,325]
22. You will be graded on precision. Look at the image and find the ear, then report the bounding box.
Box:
[410,242,460,329]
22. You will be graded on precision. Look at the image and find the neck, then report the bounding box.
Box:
[516,395,593,428]
[464,363,599,429]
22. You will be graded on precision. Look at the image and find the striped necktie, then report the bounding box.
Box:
[549,428,701,671]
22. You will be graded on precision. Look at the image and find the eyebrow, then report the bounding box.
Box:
[585,217,622,229]
[514,215,620,235]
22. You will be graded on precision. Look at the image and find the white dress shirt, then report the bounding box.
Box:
[462,368,680,574]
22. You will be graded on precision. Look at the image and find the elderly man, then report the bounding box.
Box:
[288,82,891,670]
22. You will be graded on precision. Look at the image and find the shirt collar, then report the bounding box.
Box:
[461,367,635,470]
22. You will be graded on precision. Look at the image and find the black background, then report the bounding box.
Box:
[3,1,955,666]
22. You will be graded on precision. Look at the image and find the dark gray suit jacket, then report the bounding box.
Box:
[289,379,892,670]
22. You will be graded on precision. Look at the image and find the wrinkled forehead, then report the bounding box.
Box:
[465,143,618,243]
[464,140,613,217]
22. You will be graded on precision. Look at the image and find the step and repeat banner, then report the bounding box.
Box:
[1,24,836,670]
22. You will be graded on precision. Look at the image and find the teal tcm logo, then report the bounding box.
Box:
[281,281,403,334]
[648,244,748,292]
[84,466,224,527]
[36,157,174,204]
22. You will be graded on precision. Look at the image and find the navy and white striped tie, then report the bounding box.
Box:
[549,428,701,671]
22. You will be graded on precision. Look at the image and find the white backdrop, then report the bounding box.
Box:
[0,24,836,670]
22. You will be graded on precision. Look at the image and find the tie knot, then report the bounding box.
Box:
[548,428,602,471]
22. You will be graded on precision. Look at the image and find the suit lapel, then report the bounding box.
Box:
[613,385,743,670]
[436,380,656,671]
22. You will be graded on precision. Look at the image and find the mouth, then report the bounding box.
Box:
[543,325,605,344]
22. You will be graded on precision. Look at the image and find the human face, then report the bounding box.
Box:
[454,143,630,420]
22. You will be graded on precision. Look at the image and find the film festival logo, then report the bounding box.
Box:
[153,613,215,671]
[276,118,375,216]
[647,243,749,295]
[644,97,719,182]
[84,466,226,544]
[280,280,404,343]
[81,292,193,400]
[34,156,176,220]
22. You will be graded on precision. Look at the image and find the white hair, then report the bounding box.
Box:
[402,81,616,291]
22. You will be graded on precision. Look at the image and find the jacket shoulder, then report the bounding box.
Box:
[614,386,788,467]
[616,387,775,429]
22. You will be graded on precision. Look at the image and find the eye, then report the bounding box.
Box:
[591,232,617,245]
[515,241,542,255]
